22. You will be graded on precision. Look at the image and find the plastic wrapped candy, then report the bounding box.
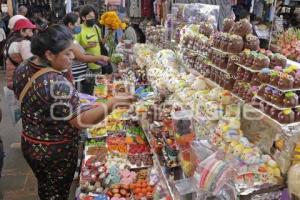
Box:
[172,110,195,146]
[194,152,236,195]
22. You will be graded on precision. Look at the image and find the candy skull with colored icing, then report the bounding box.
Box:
[205,101,224,120]
[218,90,233,105]
[191,77,207,90]
[233,144,245,157]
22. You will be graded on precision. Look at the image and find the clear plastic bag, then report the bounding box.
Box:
[3,86,21,125]
[194,152,236,195]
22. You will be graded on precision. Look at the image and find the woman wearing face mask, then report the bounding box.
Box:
[76,5,113,95]
[63,12,110,92]
[5,18,36,90]
[13,24,135,199]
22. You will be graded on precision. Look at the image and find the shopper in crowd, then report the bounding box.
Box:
[73,6,81,17]
[5,18,36,90]
[7,14,26,31]
[62,12,110,92]
[0,100,3,178]
[76,4,113,94]
[18,5,28,17]
[13,24,134,200]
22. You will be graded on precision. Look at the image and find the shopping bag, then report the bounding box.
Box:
[3,87,21,125]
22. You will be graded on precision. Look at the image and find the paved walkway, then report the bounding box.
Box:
[0,71,78,200]
[0,71,38,200]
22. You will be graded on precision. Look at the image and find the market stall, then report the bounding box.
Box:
[74,2,300,199]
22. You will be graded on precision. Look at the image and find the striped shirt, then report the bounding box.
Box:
[72,42,88,82]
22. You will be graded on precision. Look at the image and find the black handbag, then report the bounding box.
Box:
[94,25,113,74]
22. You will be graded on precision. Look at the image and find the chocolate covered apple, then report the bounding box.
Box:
[258,68,271,83]
[239,50,251,65]
[199,22,214,37]
[270,107,280,119]
[283,92,298,108]
[270,53,287,68]
[257,85,266,97]
[278,74,294,89]
[244,34,260,51]
[224,75,235,90]
[232,81,240,94]
[250,73,261,86]
[243,70,253,82]
[230,19,253,37]
[295,108,300,122]
[227,34,244,54]
[220,33,230,51]
[223,18,235,32]
[237,67,245,80]
[294,71,300,88]
[252,53,270,70]
[212,32,222,48]
[245,51,256,68]
[264,86,273,101]
[271,89,284,106]
[238,83,247,97]
[270,71,280,86]
[244,86,258,102]
[278,109,295,124]
[219,56,228,69]
[227,55,240,75]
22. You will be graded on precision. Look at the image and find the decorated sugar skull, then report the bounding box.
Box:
[228,140,239,154]
[207,87,224,101]
[191,77,207,90]
[242,148,261,165]
[167,77,181,92]
[233,144,244,157]
[224,129,241,143]
[193,91,209,113]
[218,90,234,105]
[181,73,196,85]
[224,117,241,130]
[205,101,224,120]
[225,104,241,118]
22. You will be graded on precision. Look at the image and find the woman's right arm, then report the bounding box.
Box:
[72,43,110,63]
[69,95,135,129]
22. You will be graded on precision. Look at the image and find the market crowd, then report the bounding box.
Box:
[0,4,135,200]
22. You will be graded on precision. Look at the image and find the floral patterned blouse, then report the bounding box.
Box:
[13,56,92,142]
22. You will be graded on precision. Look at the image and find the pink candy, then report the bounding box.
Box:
[119,169,137,184]
[111,197,126,200]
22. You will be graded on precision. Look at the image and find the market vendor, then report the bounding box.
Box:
[12,24,135,200]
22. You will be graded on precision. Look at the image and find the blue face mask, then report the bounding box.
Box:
[73,26,81,34]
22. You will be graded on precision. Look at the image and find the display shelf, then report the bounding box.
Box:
[236,63,261,73]
[265,83,300,93]
[255,95,300,110]
[211,47,234,56]
[181,47,208,59]
[141,120,175,200]
[243,103,300,136]
[185,66,300,136]
[186,68,202,76]
[208,62,230,75]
